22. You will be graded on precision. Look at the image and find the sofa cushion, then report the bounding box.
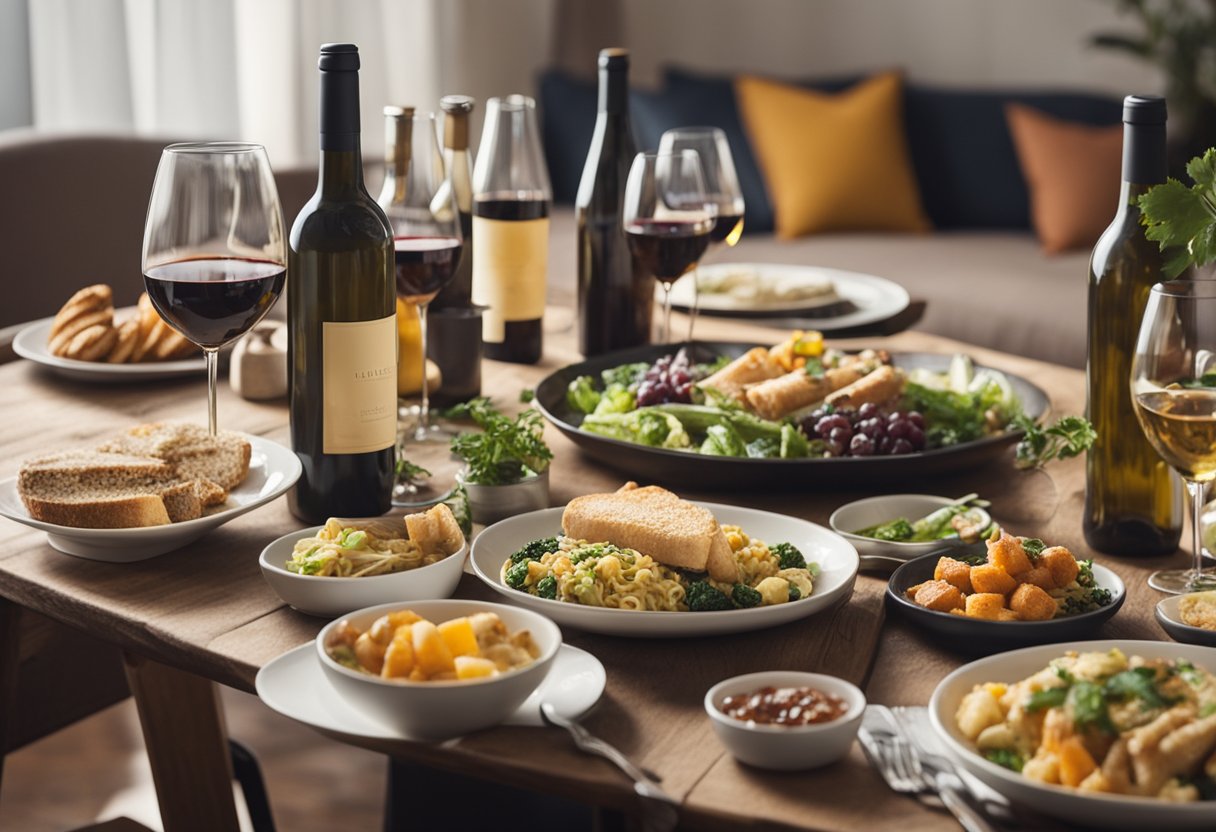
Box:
[538,70,601,205]
[1005,103,1123,253]
[735,72,931,237]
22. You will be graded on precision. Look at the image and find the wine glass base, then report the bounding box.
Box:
[1148,567,1216,594]
[393,430,465,509]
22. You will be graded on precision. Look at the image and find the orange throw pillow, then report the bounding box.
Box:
[734,72,930,238]
[1006,103,1122,254]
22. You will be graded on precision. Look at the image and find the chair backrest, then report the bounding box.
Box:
[0,131,322,329]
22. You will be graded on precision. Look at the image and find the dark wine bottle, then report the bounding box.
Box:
[576,48,650,356]
[1084,95,1184,555]
[288,43,396,523]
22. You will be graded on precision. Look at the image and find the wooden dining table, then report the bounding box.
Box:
[0,310,1190,832]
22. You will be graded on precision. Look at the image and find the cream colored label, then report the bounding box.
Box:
[471,216,548,342]
[322,315,397,454]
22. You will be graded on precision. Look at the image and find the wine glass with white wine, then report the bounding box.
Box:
[1131,279,1216,593]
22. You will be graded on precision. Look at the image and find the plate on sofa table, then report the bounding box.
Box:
[469,503,859,637]
[0,435,301,562]
[886,548,1125,652]
[256,642,605,740]
[13,309,206,382]
[668,263,910,330]
[534,342,1050,490]
[1156,594,1216,647]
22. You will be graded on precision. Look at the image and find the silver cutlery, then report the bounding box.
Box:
[540,702,679,832]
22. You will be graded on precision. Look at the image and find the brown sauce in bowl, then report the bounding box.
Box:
[720,685,848,727]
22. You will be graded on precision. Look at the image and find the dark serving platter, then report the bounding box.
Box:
[533,341,1050,490]
[886,545,1126,653]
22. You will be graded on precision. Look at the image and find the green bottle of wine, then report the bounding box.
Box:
[1084,95,1184,555]
[288,43,396,523]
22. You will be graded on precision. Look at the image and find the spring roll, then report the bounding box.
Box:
[745,366,865,420]
[698,347,783,404]
[825,365,903,410]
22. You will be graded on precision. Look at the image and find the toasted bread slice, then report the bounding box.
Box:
[19,451,176,494]
[562,483,740,582]
[21,491,172,528]
[107,318,142,363]
[48,309,113,357]
[404,503,466,556]
[97,422,251,490]
[64,323,118,362]
[49,284,112,341]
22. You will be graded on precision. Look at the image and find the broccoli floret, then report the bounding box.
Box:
[510,537,559,564]
[788,584,801,602]
[731,583,762,608]
[984,749,1024,772]
[686,580,733,612]
[534,575,557,599]
[771,542,807,571]
[505,560,532,589]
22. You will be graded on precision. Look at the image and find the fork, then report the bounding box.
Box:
[860,714,997,832]
[540,702,679,832]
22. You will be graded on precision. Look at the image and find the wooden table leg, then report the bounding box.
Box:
[123,652,240,832]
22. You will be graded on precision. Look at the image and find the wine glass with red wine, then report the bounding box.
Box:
[623,150,716,343]
[141,142,286,437]
[378,109,463,506]
[658,128,745,339]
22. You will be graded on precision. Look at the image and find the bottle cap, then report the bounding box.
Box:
[440,95,475,115]
[599,48,629,70]
[383,105,414,119]
[319,43,360,72]
[1123,95,1167,125]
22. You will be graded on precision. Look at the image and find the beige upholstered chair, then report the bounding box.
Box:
[0,131,318,342]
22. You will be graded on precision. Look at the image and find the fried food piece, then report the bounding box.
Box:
[824,365,903,410]
[970,563,1017,595]
[987,530,1033,576]
[934,556,973,593]
[965,592,1006,620]
[744,366,863,420]
[913,579,965,613]
[1020,565,1057,592]
[698,347,783,404]
[1040,546,1080,588]
[1010,583,1056,621]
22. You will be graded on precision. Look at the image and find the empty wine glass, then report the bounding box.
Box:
[623,150,716,344]
[141,143,287,437]
[1131,279,1216,593]
[378,108,464,507]
[658,127,745,339]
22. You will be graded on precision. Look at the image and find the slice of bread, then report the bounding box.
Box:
[562,483,740,582]
[98,422,251,490]
[19,452,176,493]
[22,490,173,529]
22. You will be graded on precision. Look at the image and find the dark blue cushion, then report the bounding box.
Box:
[538,71,599,205]
[903,87,1123,228]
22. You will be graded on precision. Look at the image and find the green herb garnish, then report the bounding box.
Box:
[1013,414,1097,469]
[984,748,1025,772]
[803,357,825,379]
[519,387,535,403]
[395,459,432,480]
[449,403,553,486]
[1138,148,1216,277]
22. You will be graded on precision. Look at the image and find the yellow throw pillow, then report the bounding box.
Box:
[1005,103,1123,254]
[735,72,930,238]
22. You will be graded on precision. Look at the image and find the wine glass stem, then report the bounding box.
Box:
[661,283,673,344]
[204,347,219,437]
[687,265,700,344]
[415,301,431,440]
[1186,478,1209,583]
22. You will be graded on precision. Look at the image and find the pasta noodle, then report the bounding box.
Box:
[288,519,442,577]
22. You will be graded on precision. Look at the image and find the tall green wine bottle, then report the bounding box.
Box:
[1084,95,1183,555]
[288,43,396,522]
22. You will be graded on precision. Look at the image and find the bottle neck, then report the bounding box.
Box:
[1121,121,1166,188]
[598,66,628,115]
[444,114,469,151]
[319,144,365,197]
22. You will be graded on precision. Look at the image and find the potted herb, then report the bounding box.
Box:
[448,398,553,524]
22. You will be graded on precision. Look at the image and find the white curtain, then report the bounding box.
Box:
[24,0,558,167]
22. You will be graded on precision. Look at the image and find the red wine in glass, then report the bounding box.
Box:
[394,236,464,303]
[143,257,286,348]
[625,219,712,281]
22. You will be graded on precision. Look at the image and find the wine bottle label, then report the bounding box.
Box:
[322,314,397,454]
[471,216,549,342]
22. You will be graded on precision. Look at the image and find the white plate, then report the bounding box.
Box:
[1156,594,1216,648]
[929,640,1216,831]
[256,641,605,739]
[470,502,859,637]
[667,262,910,331]
[13,308,206,382]
[828,494,991,561]
[0,434,301,561]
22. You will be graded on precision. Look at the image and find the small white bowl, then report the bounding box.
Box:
[259,526,467,617]
[704,671,865,770]
[829,494,991,560]
[316,599,561,741]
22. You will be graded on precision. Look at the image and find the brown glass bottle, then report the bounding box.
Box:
[1084,95,1184,555]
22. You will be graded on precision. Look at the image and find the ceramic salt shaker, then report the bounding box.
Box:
[230,323,288,400]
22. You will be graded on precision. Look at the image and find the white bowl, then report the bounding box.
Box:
[259,527,468,617]
[704,671,865,770]
[929,640,1216,831]
[316,599,561,741]
[829,494,990,560]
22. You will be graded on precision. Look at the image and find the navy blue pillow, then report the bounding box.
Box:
[904,87,1123,228]
[538,71,599,204]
